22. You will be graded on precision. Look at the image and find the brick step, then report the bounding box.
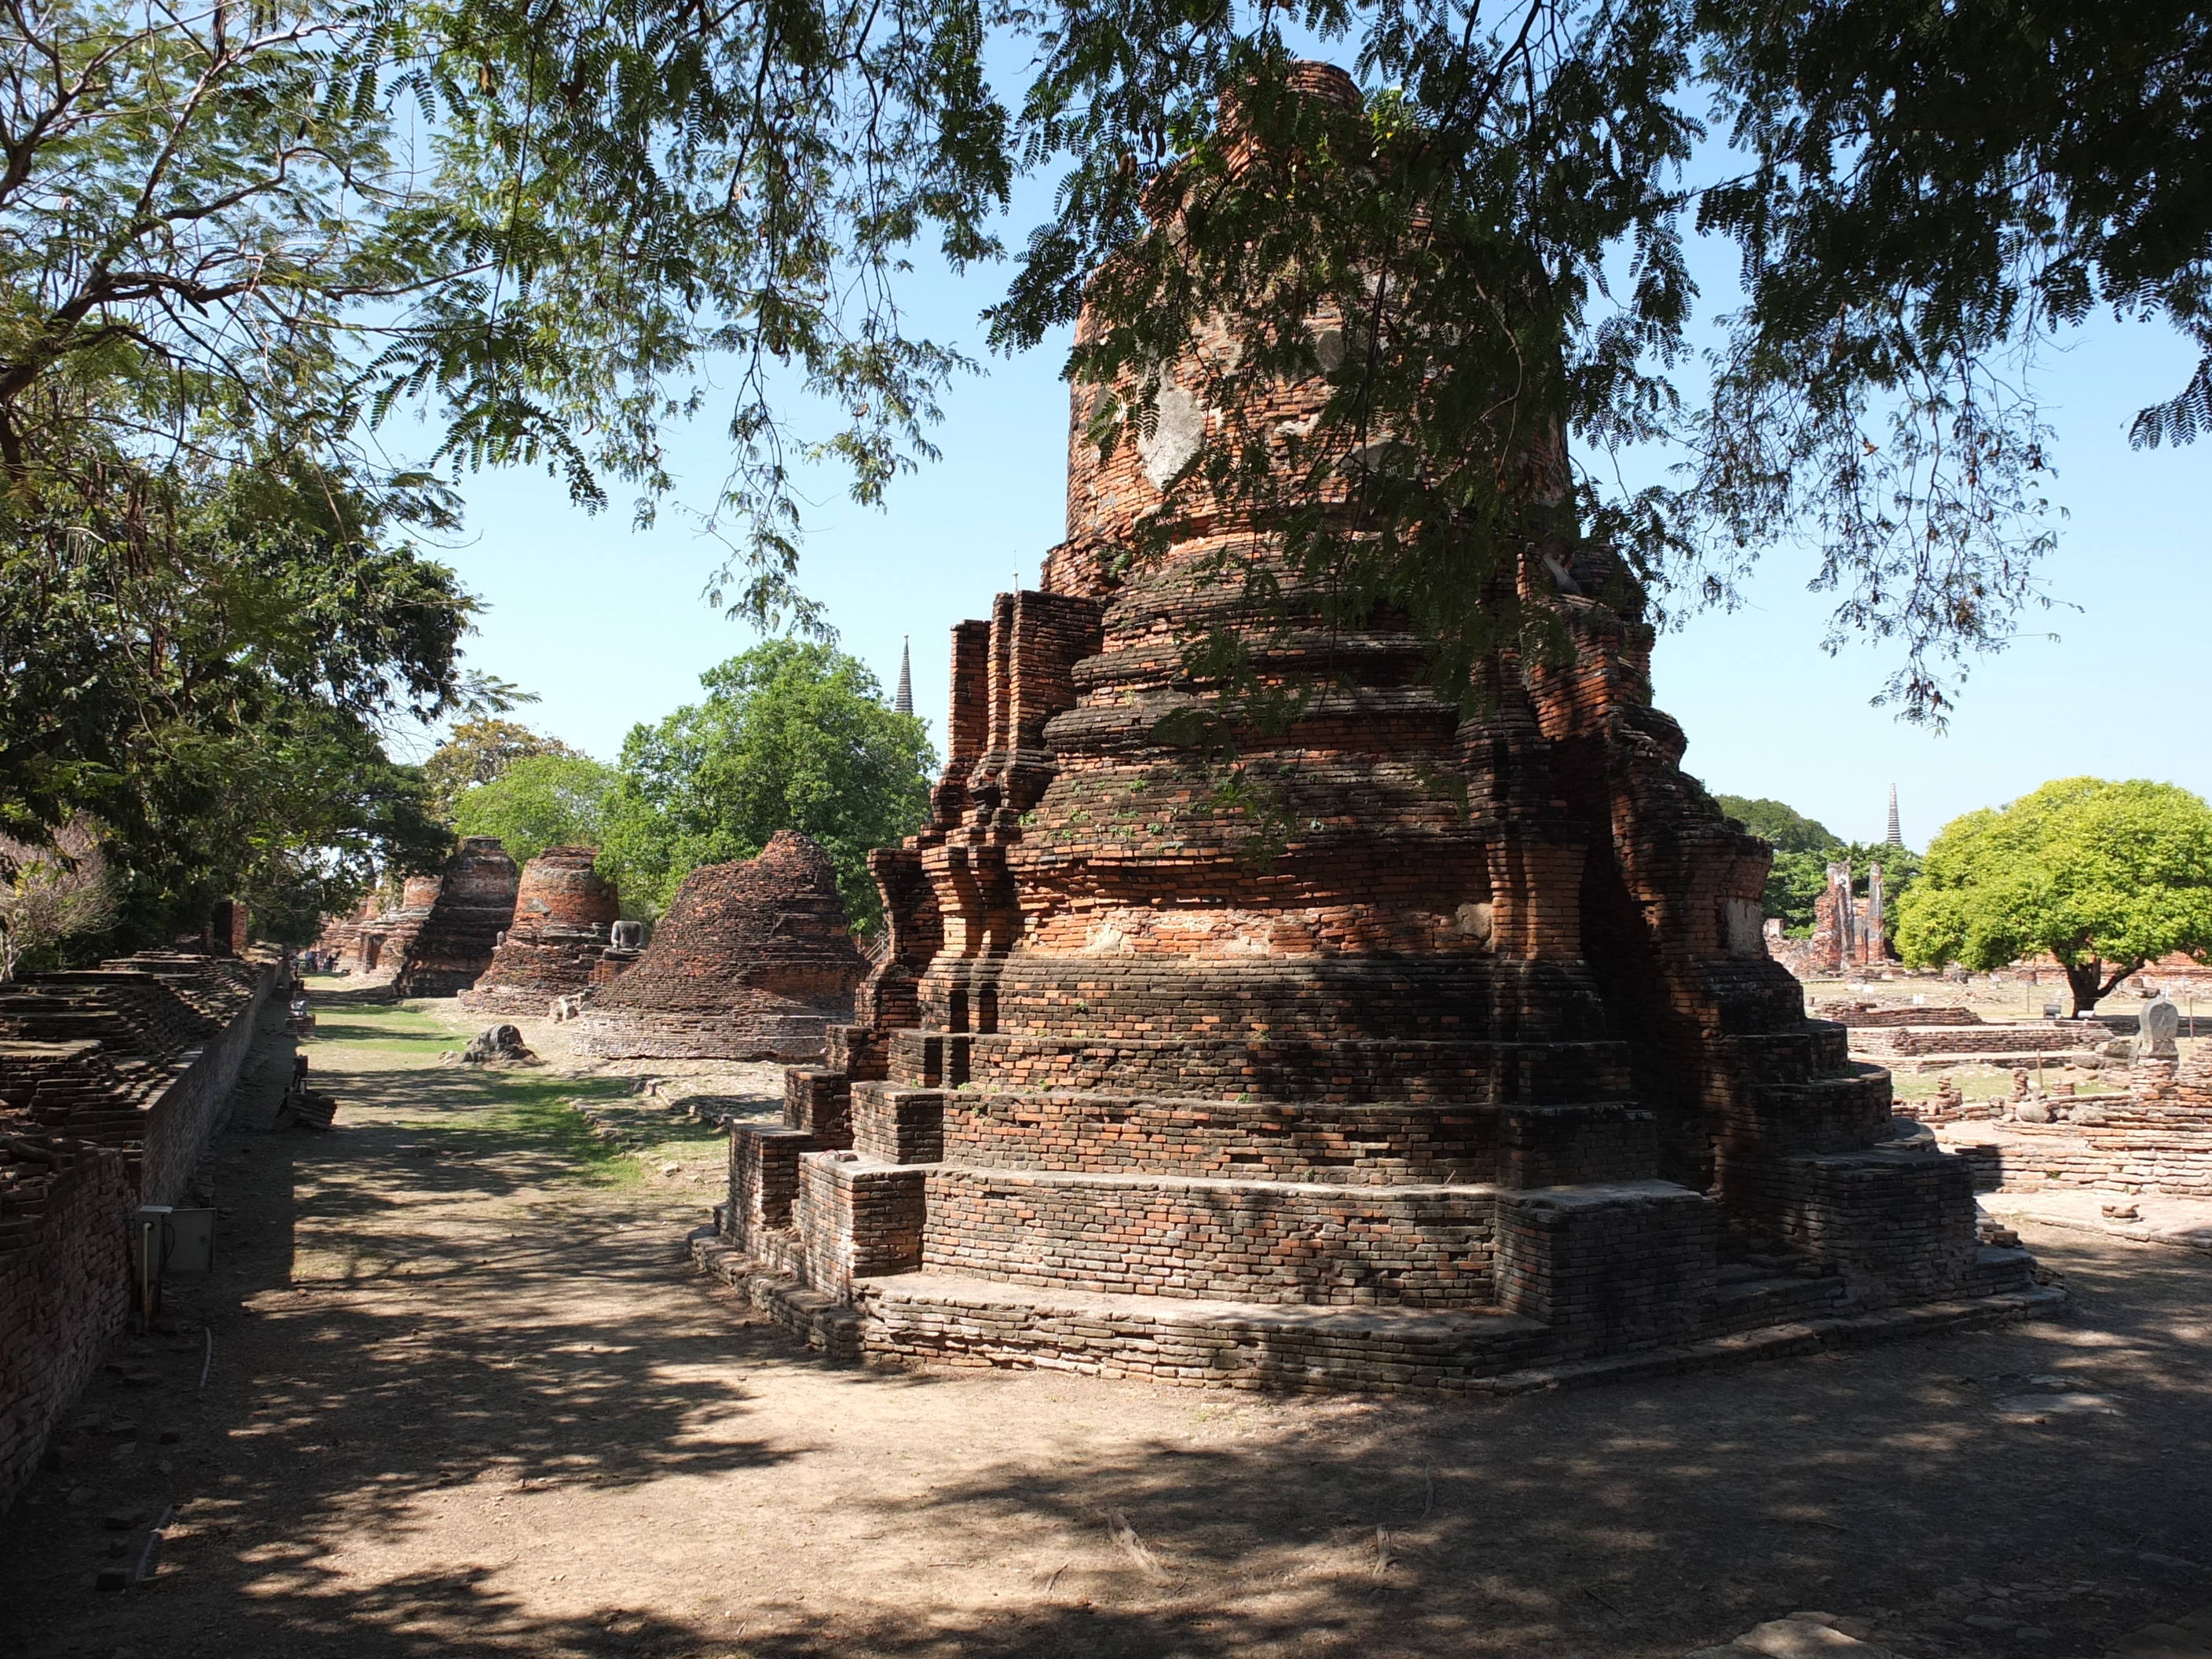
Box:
[882,1030,1632,1102]
[849,1082,1659,1188]
[851,1269,1552,1389]
[1706,1271,1851,1333]
[842,1269,2062,1394]
[915,1163,1507,1309]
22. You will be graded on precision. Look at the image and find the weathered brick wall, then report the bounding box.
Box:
[0,950,271,1510]
[140,969,274,1205]
[0,1139,134,1510]
[917,1166,1500,1307]
[1494,1184,1716,1357]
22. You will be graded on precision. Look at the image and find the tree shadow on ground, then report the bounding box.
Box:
[4,993,2207,1659]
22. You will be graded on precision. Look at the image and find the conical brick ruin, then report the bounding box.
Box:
[392,837,521,998]
[459,847,624,1015]
[710,63,2049,1390]
[572,831,870,1061]
[341,875,441,983]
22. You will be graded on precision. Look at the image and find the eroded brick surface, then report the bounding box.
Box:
[0,951,273,1505]
[459,847,624,1016]
[575,832,868,1061]
[715,60,2038,1389]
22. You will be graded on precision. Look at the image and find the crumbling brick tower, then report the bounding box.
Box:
[573,831,870,1062]
[393,837,521,997]
[720,63,2043,1389]
[459,847,621,1014]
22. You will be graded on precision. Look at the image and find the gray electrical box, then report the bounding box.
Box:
[132,1206,216,1277]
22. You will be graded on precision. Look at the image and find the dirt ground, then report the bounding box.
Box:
[3,985,2210,1659]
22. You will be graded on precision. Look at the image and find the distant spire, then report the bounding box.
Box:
[894,636,913,716]
[1885,783,1903,847]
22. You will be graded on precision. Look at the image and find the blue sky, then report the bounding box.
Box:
[410,173,2209,853]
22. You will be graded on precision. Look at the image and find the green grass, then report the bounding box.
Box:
[302,996,644,1187]
[454,1073,645,1187]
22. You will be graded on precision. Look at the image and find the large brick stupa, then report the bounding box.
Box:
[714,64,2050,1390]
[572,832,869,1061]
[392,837,521,998]
[459,847,624,1015]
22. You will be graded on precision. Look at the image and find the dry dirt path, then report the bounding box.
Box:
[3,988,2210,1659]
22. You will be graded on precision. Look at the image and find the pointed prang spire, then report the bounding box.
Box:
[894,635,913,716]
[1885,783,1903,848]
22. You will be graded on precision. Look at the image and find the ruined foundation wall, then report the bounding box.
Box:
[0,1140,135,1511]
[0,952,275,1508]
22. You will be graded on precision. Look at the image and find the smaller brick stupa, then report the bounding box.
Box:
[459,847,624,1015]
[392,837,521,997]
[347,877,441,982]
[572,831,868,1061]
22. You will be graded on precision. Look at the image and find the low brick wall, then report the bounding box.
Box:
[0,953,275,1511]
[0,1140,135,1507]
[141,972,274,1205]
[1850,1022,2100,1057]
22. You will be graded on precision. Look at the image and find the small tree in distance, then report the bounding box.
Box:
[453,755,621,867]
[1895,778,2212,1014]
[422,720,582,816]
[599,642,936,935]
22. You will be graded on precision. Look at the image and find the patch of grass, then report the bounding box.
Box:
[460,1074,644,1188]
[305,997,643,1186]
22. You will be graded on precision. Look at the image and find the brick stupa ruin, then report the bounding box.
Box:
[572,831,870,1061]
[709,63,2050,1390]
[341,875,443,983]
[458,846,625,1015]
[390,837,520,997]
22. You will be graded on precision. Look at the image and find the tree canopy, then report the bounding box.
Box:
[6,0,2206,949]
[598,641,934,932]
[452,753,620,868]
[9,0,2204,724]
[423,721,585,817]
[1714,797,1838,856]
[1895,778,2212,1013]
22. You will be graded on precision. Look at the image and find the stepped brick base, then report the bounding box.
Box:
[691,1232,2056,1393]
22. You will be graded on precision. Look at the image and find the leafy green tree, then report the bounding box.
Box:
[1714,797,1838,855]
[422,721,583,817]
[13,0,2206,732]
[0,462,473,946]
[452,754,620,867]
[600,642,934,931]
[1895,778,2212,1013]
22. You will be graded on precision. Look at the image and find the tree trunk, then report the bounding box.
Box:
[2063,959,2104,1016]
[2062,957,2148,1016]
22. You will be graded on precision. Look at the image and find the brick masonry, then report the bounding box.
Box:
[574,831,868,1061]
[0,950,275,1507]
[1933,1046,2212,1198]
[709,60,2043,1390]
[460,846,624,1015]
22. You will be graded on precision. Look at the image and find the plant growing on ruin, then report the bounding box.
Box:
[0,817,117,977]
[1895,778,2212,1013]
